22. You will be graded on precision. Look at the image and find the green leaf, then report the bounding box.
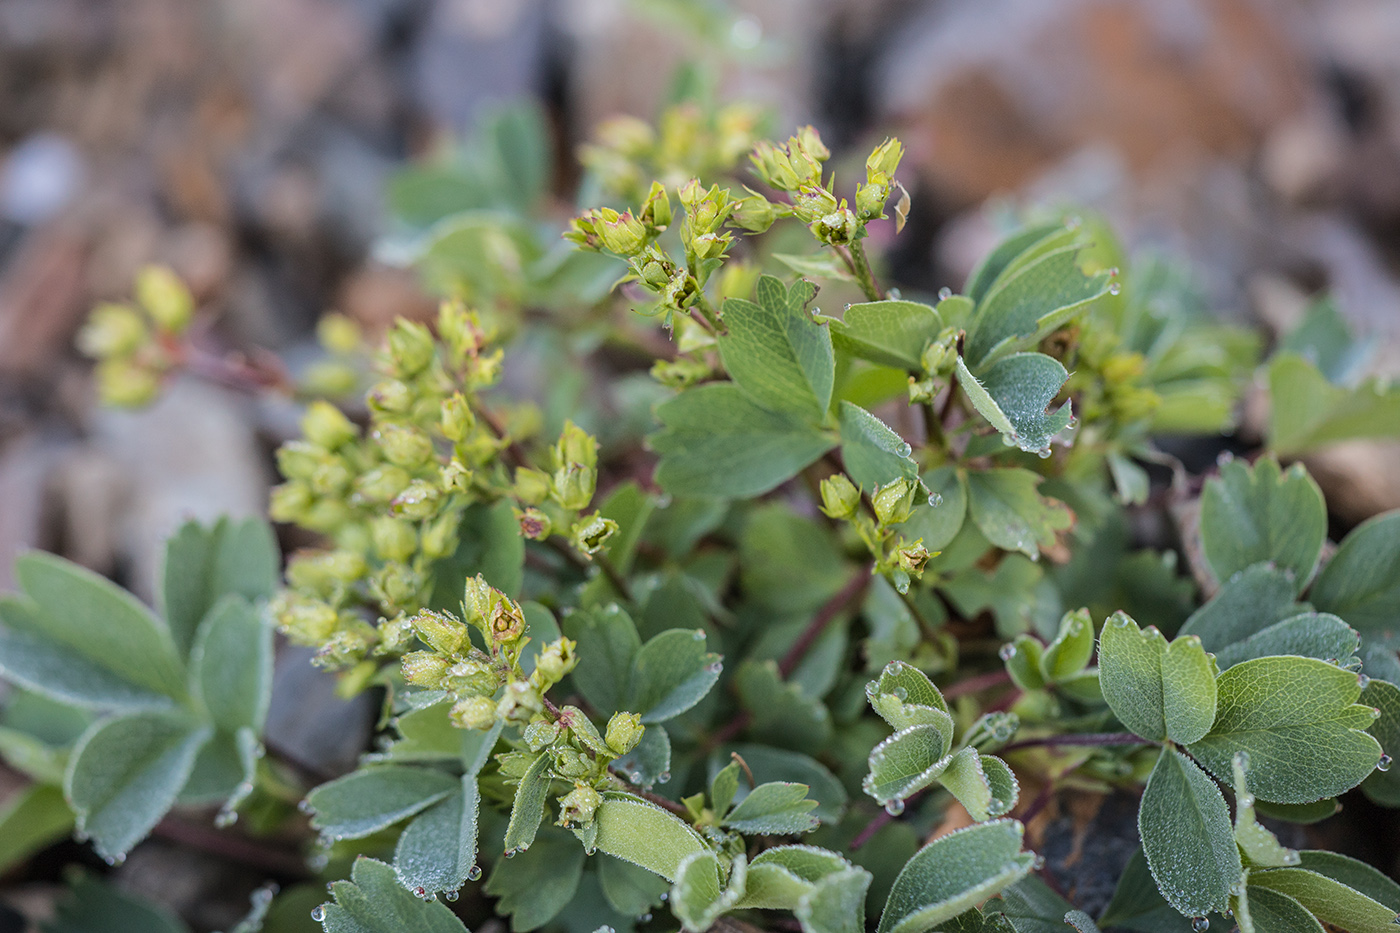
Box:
[1267,353,1400,455]
[838,401,917,489]
[1361,678,1400,806]
[740,505,848,614]
[965,469,1073,561]
[826,300,942,370]
[375,701,467,764]
[993,876,1083,933]
[615,723,671,789]
[190,596,272,734]
[592,792,707,882]
[1099,613,1218,743]
[900,467,968,552]
[672,851,744,933]
[596,482,655,575]
[773,251,856,283]
[0,613,173,712]
[161,517,278,660]
[1063,910,1101,933]
[394,776,480,896]
[717,275,834,420]
[599,853,671,917]
[796,867,872,933]
[1098,848,1198,933]
[1041,609,1095,683]
[964,244,1110,368]
[722,781,819,834]
[1178,564,1307,654]
[1310,510,1400,640]
[504,751,552,854]
[1233,752,1297,868]
[321,857,467,933]
[563,605,640,716]
[1249,868,1400,933]
[43,871,189,933]
[179,726,256,807]
[628,628,722,724]
[964,224,1065,305]
[651,384,835,498]
[862,725,952,806]
[735,659,833,755]
[1294,850,1400,912]
[1252,799,1341,825]
[1239,884,1325,933]
[1138,748,1241,918]
[1212,612,1360,671]
[866,660,951,727]
[1186,656,1382,803]
[1199,457,1326,592]
[64,711,211,861]
[956,353,1072,454]
[875,819,1035,933]
[0,783,74,876]
[937,748,1020,821]
[485,829,586,931]
[710,761,740,817]
[307,766,459,840]
[1003,636,1046,691]
[722,744,848,824]
[13,552,186,699]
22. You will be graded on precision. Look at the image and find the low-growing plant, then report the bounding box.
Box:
[2,96,1399,933]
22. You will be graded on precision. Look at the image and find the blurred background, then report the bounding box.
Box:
[1,0,1399,922]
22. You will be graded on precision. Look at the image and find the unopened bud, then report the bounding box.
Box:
[368,379,413,414]
[516,507,551,540]
[866,137,904,182]
[302,401,358,450]
[371,516,417,562]
[558,785,603,826]
[872,477,917,526]
[496,681,542,724]
[731,191,780,233]
[820,474,861,521]
[374,422,434,469]
[391,478,440,520]
[895,540,931,575]
[533,637,578,685]
[605,712,644,755]
[451,695,498,731]
[554,463,597,511]
[134,265,194,333]
[317,313,361,355]
[387,320,436,377]
[514,467,552,506]
[420,511,460,560]
[355,464,410,503]
[402,651,451,688]
[441,393,475,441]
[410,609,467,655]
[596,208,647,256]
[275,441,321,481]
[78,303,148,358]
[639,181,672,230]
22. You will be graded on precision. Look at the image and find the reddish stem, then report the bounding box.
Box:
[941,668,1012,700]
[777,569,871,678]
[999,732,1154,753]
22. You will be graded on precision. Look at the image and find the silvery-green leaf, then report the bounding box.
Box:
[1199,457,1326,592]
[1138,749,1240,918]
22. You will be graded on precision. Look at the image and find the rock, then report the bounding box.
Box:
[263,645,377,779]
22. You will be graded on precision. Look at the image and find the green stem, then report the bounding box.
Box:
[849,240,880,301]
[691,292,725,335]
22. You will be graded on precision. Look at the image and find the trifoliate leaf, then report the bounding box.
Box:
[628,628,721,724]
[875,819,1035,933]
[717,275,834,420]
[826,299,942,370]
[592,792,707,882]
[1212,612,1360,671]
[64,710,211,861]
[1186,656,1382,803]
[862,724,952,806]
[1267,352,1400,456]
[838,401,918,489]
[1310,510,1400,640]
[307,765,459,841]
[652,384,835,498]
[484,829,586,932]
[394,776,480,896]
[722,782,819,835]
[503,751,551,854]
[721,744,848,824]
[563,605,641,716]
[1138,749,1241,918]
[1099,612,1218,743]
[161,517,278,660]
[956,352,1073,454]
[1199,457,1326,592]
[965,468,1073,560]
[1178,563,1308,653]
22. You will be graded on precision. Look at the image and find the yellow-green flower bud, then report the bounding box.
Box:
[410,609,467,655]
[374,564,422,608]
[489,597,527,644]
[440,393,475,441]
[387,320,435,377]
[134,265,194,333]
[271,594,339,643]
[371,516,417,562]
[95,359,161,408]
[856,180,890,221]
[310,458,352,497]
[872,477,918,526]
[420,510,460,560]
[921,338,951,375]
[78,303,148,358]
[316,626,373,669]
[516,507,551,541]
[451,695,498,731]
[317,313,362,355]
[596,208,647,256]
[275,441,321,481]
[811,207,859,245]
[553,747,591,779]
[553,463,597,511]
[866,137,904,180]
[438,302,486,361]
[374,423,435,469]
[302,401,358,450]
[443,658,498,696]
[571,513,618,556]
[895,540,931,575]
[368,379,413,414]
[605,712,644,755]
[441,459,472,493]
[791,184,839,224]
[558,785,603,827]
[555,420,598,471]
[794,125,831,164]
[731,191,780,233]
[402,650,451,687]
[391,479,440,519]
[355,464,411,503]
[533,637,578,685]
[524,720,561,752]
[514,467,552,506]
[564,214,603,251]
[820,474,861,520]
[639,181,672,230]
[268,481,314,523]
[750,140,800,191]
[496,681,542,724]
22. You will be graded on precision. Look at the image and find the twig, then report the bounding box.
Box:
[999,733,1155,754]
[777,568,871,677]
[849,789,928,851]
[152,815,309,878]
[941,668,1012,700]
[476,404,532,471]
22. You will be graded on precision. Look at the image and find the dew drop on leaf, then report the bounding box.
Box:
[928,492,943,507]
[692,630,706,641]
[445,891,460,902]
[1359,674,1371,688]
[640,914,653,922]
[884,798,906,816]
[1033,855,1046,870]
[658,771,671,784]
[311,906,326,923]
[1108,282,1122,296]
[1192,917,1209,932]
[467,865,483,881]
[504,849,516,859]
[704,662,722,673]
[938,287,952,300]
[896,442,912,458]
[416,887,426,897]
[999,643,1016,661]
[1283,851,1301,865]
[1379,755,1393,772]
[298,799,313,814]
[215,811,237,828]
[1230,882,1244,896]
[1037,447,1053,459]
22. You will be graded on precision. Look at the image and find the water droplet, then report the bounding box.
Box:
[215,810,237,828]
[692,629,706,641]
[640,913,653,923]
[311,906,326,923]
[893,686,909,700]
[1108,282,1122,296]
[517,843,530,853]
[1192,917,1209,932]
[1230,882,1244,896]
[1037,447,1053,459]
[467,865,483,881]
[889,288,903,299]
[1108,267,1120,278]
[504,848,517,859]
[704,661,723,673]
[1066,216,1082,230]
[446,891,460,902]
[103,853,126,867]
[927,492,943,507]
[415,887,426,897]
[999,643,1016,661]
[659,893,669,902]
[938,287,953,301]
[1358,674,1371,689]
[896,442,912,458]
[298,799,313,814]
[1217,451,1235,466]
[1283,851,1301,866]
[658,771,672,784]
[585,845,597,855]
[1379,754,1393,772]
[884,798,906,816]
[1033,855,1046,870]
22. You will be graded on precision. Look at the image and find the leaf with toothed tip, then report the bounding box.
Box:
[717,275,834,421]
[591,792,707,882]
[964,468,1073,561]
[1199,457,1327,593]
[955,352,1073,455]
[824,299,942,370]
[1098,612,1218,744]
[320,858,469,932]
